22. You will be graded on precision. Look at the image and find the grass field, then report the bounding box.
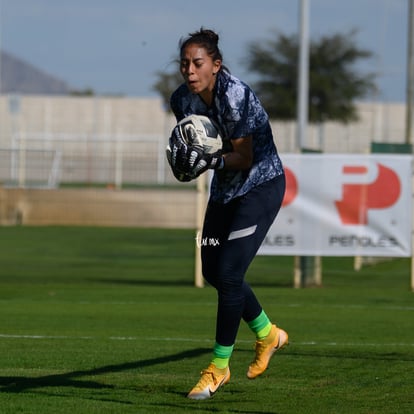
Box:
[0,226,413,414]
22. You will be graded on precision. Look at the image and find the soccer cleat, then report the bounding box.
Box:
[247,324,288,379]
[187,363,231,400]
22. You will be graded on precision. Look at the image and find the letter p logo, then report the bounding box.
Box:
[335,163,401,225]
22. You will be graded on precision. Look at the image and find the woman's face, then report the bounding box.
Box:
[180,43,221,103]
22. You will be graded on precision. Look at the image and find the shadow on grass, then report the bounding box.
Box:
[0,347,210,393]
[90,278,293,289]
[89,278,194,287]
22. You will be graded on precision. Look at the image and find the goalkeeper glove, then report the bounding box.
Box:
[166,126,195,182]
[166,144,193,182]
[166,125,224,181]
[186,146,224,178]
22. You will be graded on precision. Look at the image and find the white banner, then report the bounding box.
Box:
[259,154,413,257]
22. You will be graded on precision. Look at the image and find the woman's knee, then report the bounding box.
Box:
[216,273,244,294]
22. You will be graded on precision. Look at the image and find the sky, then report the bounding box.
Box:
[0,0,408,102]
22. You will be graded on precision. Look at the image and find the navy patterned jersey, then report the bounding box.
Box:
[170,70,284,204]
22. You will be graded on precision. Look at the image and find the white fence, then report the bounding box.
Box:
[0,147,61,188]
[6,133,169,187]
[0,94,409,189]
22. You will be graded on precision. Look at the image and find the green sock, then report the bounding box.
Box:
[248,310,272,339]
[211,342,234,369]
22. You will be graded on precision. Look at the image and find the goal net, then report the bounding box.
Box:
[0,148,62,189]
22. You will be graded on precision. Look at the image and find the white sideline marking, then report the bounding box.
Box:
[0,334,413,347]
[0,334,93,340]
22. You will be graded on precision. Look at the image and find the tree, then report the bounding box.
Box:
[69,87,95,96]
[152,70,183,111]
[244,30,376,123]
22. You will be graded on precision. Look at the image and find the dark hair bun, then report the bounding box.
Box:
[201,28,219,45]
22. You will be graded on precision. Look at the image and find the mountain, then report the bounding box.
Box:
[0,50,71,95]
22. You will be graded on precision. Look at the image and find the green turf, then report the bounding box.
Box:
[0,226,413,413]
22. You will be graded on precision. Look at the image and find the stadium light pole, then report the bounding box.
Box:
[294,0,318,289]
[406,0,414,146]
[0,0,2,95]
[408,0,414,292]
[296,0,309,152]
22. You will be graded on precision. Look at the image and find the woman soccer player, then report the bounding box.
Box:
[168,28,288,400]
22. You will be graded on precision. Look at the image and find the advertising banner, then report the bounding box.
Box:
[259,154,412,257]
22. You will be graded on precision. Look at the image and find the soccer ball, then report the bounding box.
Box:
[177,115,223,154]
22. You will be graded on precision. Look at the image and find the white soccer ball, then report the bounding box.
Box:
[177,115,223,154]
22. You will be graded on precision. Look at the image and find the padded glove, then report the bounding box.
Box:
[186,146,224,178]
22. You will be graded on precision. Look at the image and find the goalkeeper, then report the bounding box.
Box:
[167,27,288,400]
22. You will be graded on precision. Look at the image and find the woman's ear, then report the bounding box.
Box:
[213,59,222,75]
